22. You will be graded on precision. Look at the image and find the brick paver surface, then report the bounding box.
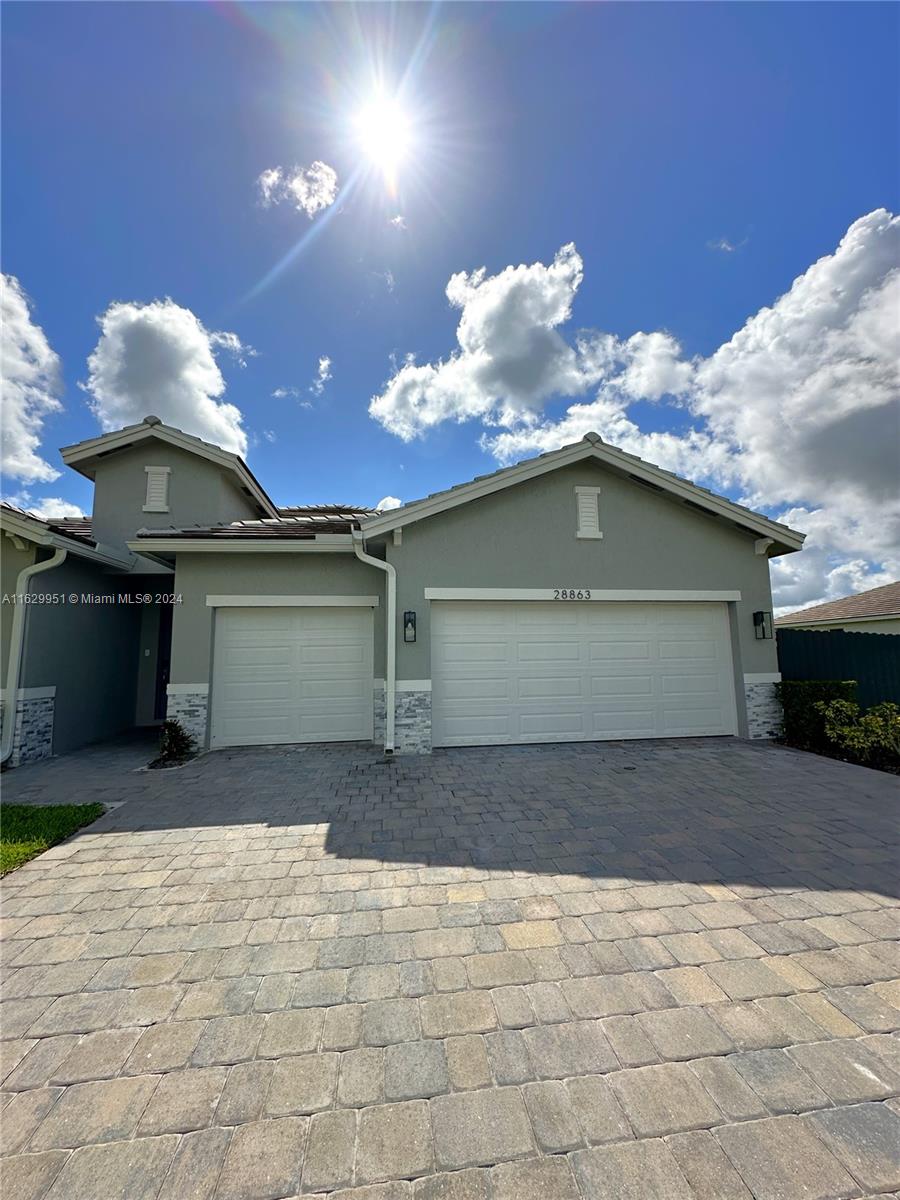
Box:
[2,735,899,1199]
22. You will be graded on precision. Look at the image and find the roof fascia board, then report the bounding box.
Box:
[361,441,805,550]
[61,425,278,518]
[127,536,355,554]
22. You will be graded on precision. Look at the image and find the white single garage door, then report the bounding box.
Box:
[210,607,373,748]
[432,601,737,747]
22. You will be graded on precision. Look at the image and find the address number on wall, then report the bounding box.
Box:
[553,589,592,600]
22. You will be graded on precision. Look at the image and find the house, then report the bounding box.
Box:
[1,415,805,765]
[775,581,900,635]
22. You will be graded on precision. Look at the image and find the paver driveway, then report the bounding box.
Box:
[2,736,899,1200]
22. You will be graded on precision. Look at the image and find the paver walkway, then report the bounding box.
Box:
[1,736,899,1200]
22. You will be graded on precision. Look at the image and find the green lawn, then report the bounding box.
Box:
[0,803,105,875]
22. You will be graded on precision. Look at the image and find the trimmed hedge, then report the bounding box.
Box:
[776,679,857,750]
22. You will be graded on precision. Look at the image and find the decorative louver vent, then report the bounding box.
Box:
[575,486,603,539]
[143,466,171,512]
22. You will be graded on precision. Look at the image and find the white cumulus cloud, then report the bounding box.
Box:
[84,298,250,456]
[370,212,900,610]
[370,244,596,440]
[3,490,84,520]
[257,162,338,219]
[377,495,402,510]
[310,356,332,396]
[1,275,63,484]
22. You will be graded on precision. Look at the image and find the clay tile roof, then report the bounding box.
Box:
[48,516,94,544]
[776,580,900,626]
[137,515,364,539]
[0,503,95,546]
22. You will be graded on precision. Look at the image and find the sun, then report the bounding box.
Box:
[353,94,412,185]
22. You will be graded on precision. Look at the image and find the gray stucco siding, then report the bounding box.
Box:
[1,540,36,677]
[19,557,145,755]
[381,459,779,687]
[169,552,387,686]
[91,442,261,553]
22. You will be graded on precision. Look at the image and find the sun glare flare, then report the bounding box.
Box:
[354,95,413,187]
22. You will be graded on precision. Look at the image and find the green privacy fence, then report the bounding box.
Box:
[776,628,900,708]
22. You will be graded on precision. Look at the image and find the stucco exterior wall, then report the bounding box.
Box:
[19,557,146,755]
[90,442,261,552]
[1,539,36,679]
[169,552,387,687]
[383,460,780,692]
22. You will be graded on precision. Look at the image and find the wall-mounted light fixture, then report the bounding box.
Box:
[403,611,417,643]
[753,610,773,640]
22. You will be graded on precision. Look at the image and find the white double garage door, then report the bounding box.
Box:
[431,601,738,746]
[210,600,738,749]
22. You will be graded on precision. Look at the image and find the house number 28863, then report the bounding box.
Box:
[553,589,591,600]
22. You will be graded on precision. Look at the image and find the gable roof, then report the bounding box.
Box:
[60,416,278,518]
[776,580,900,626]
[360,433,805,555]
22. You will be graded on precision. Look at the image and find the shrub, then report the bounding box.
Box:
[776,679,858,750]
[817,699,900,771]
[158,719,196,762]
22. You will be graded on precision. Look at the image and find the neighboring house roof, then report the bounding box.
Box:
[360,433,805,555]
[60,415,278,518]
[0,502,132,568]
[776,580,900,627]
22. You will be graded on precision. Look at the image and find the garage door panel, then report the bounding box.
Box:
[441,641,509,664]
[517,642,580,663]
[442,678,512,701]
[211,607,373,749]
[591,674,653,697]
[520,711,586,735]
[299,642,368,667]
[518,676,584,700]
[658,639,718,660]
[441,714,513,739]
[592,710,656,737]
[589,641,652,660]
[661,673,721,695]
[432,601,736,747]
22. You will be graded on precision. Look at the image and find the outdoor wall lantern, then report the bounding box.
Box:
[753,610,774,640]
[403,611,417,643]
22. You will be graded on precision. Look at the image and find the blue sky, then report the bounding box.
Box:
[2,2,898,609]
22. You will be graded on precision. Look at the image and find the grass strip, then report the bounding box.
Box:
[0,803,105,875]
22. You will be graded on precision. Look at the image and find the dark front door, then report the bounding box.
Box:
[154,602,173,721]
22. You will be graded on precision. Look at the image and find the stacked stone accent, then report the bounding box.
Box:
[394,687,432,755]
[744,680,782,739]
[0,693,55,766]
[166,689,209,749]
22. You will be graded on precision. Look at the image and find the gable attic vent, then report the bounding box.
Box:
[143,466,171,513]
[575,486,603,539]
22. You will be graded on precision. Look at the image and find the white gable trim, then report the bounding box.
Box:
[424,588,742,602]
[61,422,277,517]
[206,594,379,607]
[360,437,804,552]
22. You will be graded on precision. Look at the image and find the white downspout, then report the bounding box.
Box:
[352,531,396,754]
[1,547,68,765]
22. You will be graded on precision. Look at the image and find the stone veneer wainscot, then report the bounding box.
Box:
[744,676,783,739]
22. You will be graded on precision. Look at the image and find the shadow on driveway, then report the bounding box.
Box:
[3,736,897,899]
